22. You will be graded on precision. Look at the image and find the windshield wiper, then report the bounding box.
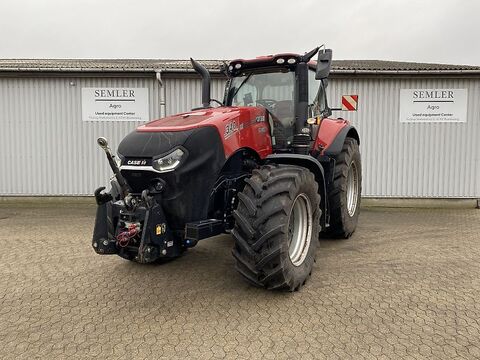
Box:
[230,73,253,103]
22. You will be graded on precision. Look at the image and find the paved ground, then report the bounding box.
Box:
[0,204,479,359]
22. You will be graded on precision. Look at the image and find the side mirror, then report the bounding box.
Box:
[315,49,332,80]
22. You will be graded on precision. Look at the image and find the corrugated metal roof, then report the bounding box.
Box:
[333,60,480,71]
[0,58,479,74]
[0,59,225,73]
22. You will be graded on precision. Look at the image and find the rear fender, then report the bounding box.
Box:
[264,154,328,228]
[314,118,360,156]
[324,125,360,156]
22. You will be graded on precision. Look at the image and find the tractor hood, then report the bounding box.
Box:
[118,106,270,159]
[137,107,244,132]
[118,107,237,159]
[118,107,271,158]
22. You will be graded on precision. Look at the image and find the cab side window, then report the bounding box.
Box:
[308,70,327,116]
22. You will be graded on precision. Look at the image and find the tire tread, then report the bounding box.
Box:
[232,164,320,291]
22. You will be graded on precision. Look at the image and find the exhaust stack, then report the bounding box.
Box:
[190,58,211,108]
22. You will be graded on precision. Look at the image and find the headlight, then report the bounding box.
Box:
[116,153,124,167]
[152,148,185,172]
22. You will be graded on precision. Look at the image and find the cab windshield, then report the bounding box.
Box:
[226,69,295,131]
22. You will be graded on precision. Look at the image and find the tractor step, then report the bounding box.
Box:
[184,219,224,246]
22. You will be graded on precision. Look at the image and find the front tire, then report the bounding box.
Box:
[232,164,321,291]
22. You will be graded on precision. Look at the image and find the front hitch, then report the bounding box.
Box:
[92,197,117,255]
[92,137,183,262]
[92,186,180,263]
[135,190,170,263]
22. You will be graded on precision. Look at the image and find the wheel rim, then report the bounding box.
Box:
[346,161,359,217]
[288,194,313,267]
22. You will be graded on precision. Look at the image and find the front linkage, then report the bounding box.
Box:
[92,138,182,263]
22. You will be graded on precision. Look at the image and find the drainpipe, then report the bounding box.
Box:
[155,70,166,118]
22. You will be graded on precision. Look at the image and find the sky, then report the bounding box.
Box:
[0,0,478,65]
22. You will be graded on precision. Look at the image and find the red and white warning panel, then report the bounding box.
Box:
[341,95,359,111]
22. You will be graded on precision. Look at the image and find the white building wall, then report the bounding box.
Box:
[327,77,479,198]
[0,73,478,197]
[0,75,160,195]
[163,75,226,115]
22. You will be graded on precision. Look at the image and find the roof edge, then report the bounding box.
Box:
[332,69,480,75]
[1,62,480,75]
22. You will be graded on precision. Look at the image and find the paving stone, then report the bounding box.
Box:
[0,205,479,359]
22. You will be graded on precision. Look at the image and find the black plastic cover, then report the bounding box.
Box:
[118,126,226,232]
[118,130,195,158]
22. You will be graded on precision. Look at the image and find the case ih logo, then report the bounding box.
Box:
[126,159,147,166]
[341,95,359,111]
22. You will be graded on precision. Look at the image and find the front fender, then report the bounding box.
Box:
[264,154,328,228]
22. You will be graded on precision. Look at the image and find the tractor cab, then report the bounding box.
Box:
[223,48,332,152]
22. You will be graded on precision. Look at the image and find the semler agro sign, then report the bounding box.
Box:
[399,88,467,123]
[82,87,149,122]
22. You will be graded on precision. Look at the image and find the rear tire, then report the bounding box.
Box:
[326,137,362,238]
[232,164,321,291]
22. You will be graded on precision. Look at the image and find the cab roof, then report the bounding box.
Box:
[227,53,318,76]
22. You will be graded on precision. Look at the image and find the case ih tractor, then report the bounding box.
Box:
[92,47,361,291]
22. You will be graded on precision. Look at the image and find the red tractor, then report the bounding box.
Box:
[93,47,361,291]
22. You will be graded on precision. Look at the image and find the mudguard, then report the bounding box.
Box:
[323,125,360,156]
[264,153,328,228]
